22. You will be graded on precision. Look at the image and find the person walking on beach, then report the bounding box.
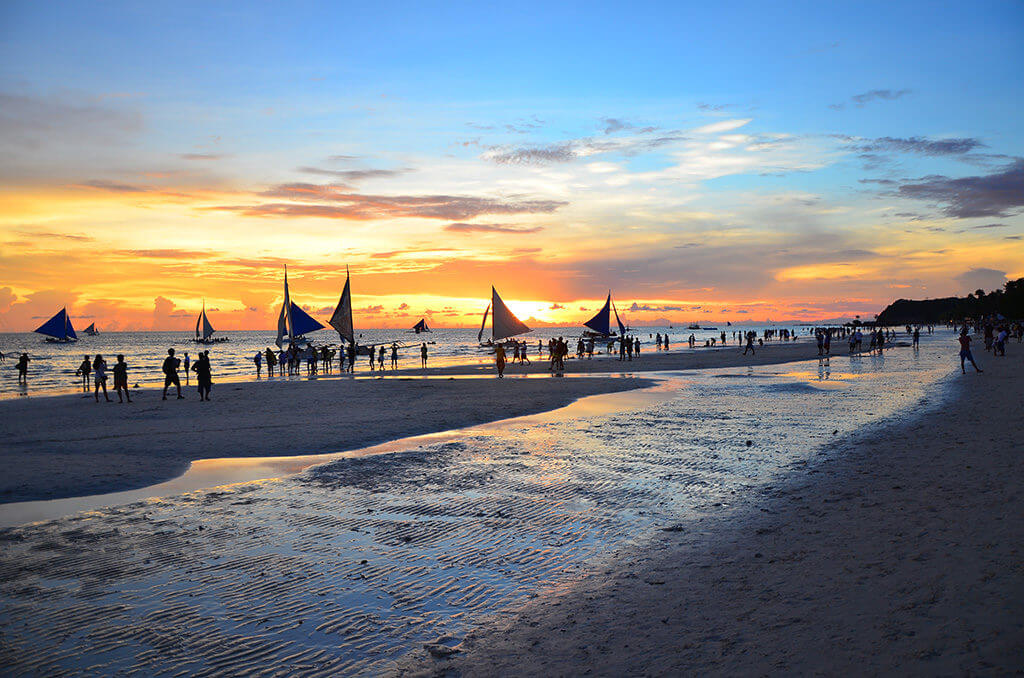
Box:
[377,345,385,371]
[368,346,375,371]
[913,327,920,348]
[162,348,184,400]
[495,343,506,378]
[92,354,111,402]
[16,353,29,384]
[390,343,398,370]
[183,352,190,385]
[743,332,756,355]
[254,350,262,378]
[76,355,91,390]
[420,342,428,368]
[193,350,212,401]
[958,329,982,374]
[113,354,131,403]
[348,342,356,373]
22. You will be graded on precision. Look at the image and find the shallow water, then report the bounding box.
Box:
[0,324,807,398]
[0,343,954,676]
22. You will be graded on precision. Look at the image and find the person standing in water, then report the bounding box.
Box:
[183,352,191,385]
[76,355,91,390]
[390,343,399,370]
[254,351,262,378]
[377,345,385,371]
[162,348,184,400]
[193,350,213,401]
[17,353,30,384]
[113,354,131,403]
[420,342,428,368]
[958,329,982,374]
[92,354,111,402]
[495,343,506,378]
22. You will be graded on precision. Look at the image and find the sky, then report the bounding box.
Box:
[1,0,1022,331]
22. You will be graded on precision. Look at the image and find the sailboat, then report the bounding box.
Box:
[276,266,326,347]
[329,267,355,345]
[478,286,531,346]
[35,307,78,343]
[582,291,627,338]
[412,318,430,334]
[83,323,99,336]
[193,302,228,344]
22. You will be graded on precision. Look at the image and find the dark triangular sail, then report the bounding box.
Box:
[290,302,325,337]
[35,307,77,340]
[491,287,530,341]
[613,300,626,336]
[477,303,490,342]
[329,270,354,343]
[584,293,613,336]
[412,318,429,333]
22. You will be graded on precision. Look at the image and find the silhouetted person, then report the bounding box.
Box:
[76,355,91,390]
[254,351,262,378]
[421,342,428,368]
[162,348,184,400]
[92,354,111,402]
[193,350,212,401]
[16,353,29,384]
[183,352,191,385]
[958,329,982,374]
[495,343,506,378]
[113,354,131,403]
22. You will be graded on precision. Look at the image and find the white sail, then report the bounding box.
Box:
[202,310,215,340]
[490,287,530,341]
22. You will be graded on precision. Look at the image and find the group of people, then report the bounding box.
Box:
[75,354,132,402]
[254,341,431,377]
[160,348,213,401]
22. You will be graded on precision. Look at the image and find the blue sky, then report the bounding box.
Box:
[0,1,1022,328]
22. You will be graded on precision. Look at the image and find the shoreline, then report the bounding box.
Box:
[0,340,845,505]
[2,338,860,401]
[419,351,1023,675]
[0,374,653,505]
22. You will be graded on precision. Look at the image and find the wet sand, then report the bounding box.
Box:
[0,375,651,503]
[0,338,831,505]
[423,352,1024,675]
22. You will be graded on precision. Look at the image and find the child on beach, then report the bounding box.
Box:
[76,355,91,390]
[113,354,131,403]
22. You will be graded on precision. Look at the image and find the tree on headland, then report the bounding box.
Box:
[876,277,1024,324]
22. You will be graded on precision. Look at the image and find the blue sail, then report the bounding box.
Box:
[35,307,77,340]
[584,294,612,335]
[289,302,325,337]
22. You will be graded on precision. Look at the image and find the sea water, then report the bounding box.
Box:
[0,324,812,398]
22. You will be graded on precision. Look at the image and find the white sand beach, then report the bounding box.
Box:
[415,350,1024,676]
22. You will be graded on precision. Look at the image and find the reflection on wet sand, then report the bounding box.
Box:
[0,347,953,676]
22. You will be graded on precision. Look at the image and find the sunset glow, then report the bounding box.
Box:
[2,2,1022,331]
